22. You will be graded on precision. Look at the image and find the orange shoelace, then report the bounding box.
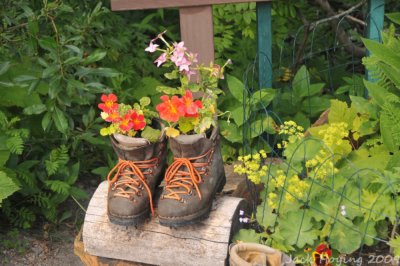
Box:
[163,148,214,202]
[107,158,158,215]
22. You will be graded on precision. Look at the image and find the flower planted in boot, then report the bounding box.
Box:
[145,32,229,226]
[107,128,167,226]
[98,94,167,226]
[157,126,226,227]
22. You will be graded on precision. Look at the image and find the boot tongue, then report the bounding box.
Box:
[113,134,150,147]
[171,133,211,158]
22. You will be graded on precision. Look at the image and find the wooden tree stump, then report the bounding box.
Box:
[82,181,245,266]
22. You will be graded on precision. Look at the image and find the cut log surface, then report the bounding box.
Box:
[83,181,245,266]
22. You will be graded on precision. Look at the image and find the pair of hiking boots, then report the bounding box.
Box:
[106,120,226,227]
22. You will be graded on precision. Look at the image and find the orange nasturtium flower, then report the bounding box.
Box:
[156,95,185,122]
[119,114,134,132]
[182,90,203,117]
[131,111,146,131]
[98,93,118,113]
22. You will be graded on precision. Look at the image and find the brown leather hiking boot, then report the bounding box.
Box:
[107,123,167,226]
[157,125,226,227]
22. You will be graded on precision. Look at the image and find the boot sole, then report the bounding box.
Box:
[158,174,227,228]
[108,207,150,227]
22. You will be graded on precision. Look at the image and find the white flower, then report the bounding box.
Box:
[100,112,109,120]
[239,210,244,216]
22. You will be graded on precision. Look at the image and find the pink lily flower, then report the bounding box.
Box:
[145,41,159,53]
[174,41,187,53]
[154,52,167,67]
[188,52,198,64]
[171,42,186,63]
[174,56,191,72]
[183,70,196,79]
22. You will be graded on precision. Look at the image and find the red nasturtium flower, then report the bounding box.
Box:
[131,111,146,131]
[156,95,185,122]
[105,110,121,123]
[98,93,118,113]
[182,90,203,117]
[119,114,134,132]
[312,243,332,266]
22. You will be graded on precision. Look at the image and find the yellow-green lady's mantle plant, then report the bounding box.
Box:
[233,99,400,261]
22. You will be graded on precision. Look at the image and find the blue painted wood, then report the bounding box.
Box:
[256,2,272,89]
[366,0,385,84]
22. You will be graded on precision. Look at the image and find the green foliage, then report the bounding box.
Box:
[362,19,400,152]
[274,66,331,128]
[389,236,400,256]
[335,75,365,97]
[0,171,19,207]
[235,17,400,257]
[219,75,277,161]
[0,0,179,228]
[141,126,162,143]
[234,95,397,256]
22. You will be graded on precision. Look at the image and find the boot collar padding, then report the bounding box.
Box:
[173,133,206,144]
[169,125,219,158]
[113,134,150,148]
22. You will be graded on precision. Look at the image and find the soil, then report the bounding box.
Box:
[0,225,83,266]
[0,178,99,266]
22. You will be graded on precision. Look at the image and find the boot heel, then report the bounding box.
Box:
[217,175,226,193]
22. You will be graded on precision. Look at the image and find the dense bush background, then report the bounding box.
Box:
[0,0,181,228]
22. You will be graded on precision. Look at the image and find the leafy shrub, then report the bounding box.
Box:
[218,74,277,161]
[273,65,331,129]
[0,0,177,228]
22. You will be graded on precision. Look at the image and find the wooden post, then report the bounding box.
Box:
[365,0,385,85]
[179,6,215,66]
[257,2,272,89]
